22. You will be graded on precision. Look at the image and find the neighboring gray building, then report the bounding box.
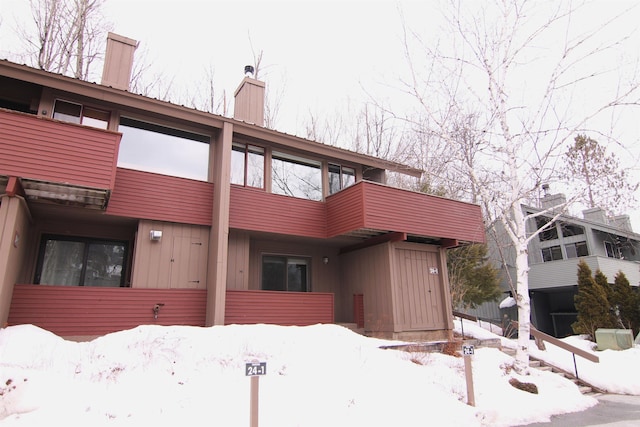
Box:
[465,192,640,338]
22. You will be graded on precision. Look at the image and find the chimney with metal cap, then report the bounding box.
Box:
[233,65,265,126]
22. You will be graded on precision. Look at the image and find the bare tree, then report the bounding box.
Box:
[398,0,640,372]
[563,134,638,212]
[20,0,112,81]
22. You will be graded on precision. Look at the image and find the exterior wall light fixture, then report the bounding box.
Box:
[150,230,162,241]
[322,256,329,265]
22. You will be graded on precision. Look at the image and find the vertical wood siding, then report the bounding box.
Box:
[339,243,395,331]
[107,168,213,225]
[227,229,250,290]
[131,221,208,289]
[353,294,364,328]
[0,109,120,189]
[392,246,446,330]
[225,290,334,325]
[230,186,326,238]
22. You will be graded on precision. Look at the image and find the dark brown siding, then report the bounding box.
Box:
[7,285,206,336]
[107,168,213,225]
[230,186,326,238]
[0,108,120,189]
[225,290,334,326]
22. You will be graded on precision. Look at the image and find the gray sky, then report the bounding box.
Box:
[1,0,639,229]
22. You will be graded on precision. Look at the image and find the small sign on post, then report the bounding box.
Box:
[462,345,475,406]
[246,361,266,427]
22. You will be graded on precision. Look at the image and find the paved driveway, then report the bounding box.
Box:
[526,394,640,426]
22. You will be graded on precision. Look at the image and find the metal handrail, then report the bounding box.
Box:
[453,311,599,379]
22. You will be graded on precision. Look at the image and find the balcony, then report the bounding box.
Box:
[230,181,485,244]
[0,108,121,209]
[326,181,485,243]
[529,255,640,289]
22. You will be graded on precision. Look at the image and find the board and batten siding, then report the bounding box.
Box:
[131,221,208,289]
[391,244,448,331]
[107,168,213,225]
[227,229,251,290]
[230,186,326,238]
[339,243,395,331]
[0,108,120,189]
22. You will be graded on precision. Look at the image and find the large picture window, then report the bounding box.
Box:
[262,256,310,292]
[35,235,128,287]
[272,151,322,201]
[118,117,210,181]
[231,142,264,188]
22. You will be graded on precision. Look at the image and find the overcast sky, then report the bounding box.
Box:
[1,0,639,229]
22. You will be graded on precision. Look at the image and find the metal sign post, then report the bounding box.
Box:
[246,361,267,427]
[462,345,475,406]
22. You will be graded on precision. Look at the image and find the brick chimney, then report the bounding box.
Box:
[233,66,265,126]
[101,32,138,91]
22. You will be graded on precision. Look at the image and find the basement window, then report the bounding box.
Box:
[262,256,310,292]
[35,235,128,287]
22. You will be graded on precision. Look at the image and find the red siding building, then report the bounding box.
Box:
[0,33,484,341]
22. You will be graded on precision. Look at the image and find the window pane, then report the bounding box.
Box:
[118,118,210,181]
[53,100,81,124]
[231,143,246,185]
[287,258,308,292]
[40,240,84,285]
[605,241,620,258]
[83,243,125,287]
[542,246,563,262]
[535,217,559,241]
[82,107,109,129]
[247,145,264,188]
[328,164,341,195]
[565,244,577,259]
[342,166,355,188]
[576,241,589,257]
[272,152,321,200]
[262,256,286,291]
[560,222,584,237]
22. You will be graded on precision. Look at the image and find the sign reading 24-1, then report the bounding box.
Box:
[245,361,267,376]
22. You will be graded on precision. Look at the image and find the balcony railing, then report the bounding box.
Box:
[529,255,640,289]
[0,108,121,191]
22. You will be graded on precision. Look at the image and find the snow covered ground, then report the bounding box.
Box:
[1,319,638,426]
